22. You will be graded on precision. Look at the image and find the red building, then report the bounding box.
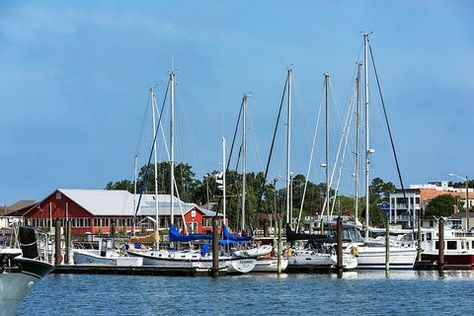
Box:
[19,189,223,235]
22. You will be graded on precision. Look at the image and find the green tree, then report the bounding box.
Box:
[105,162,199,202]
[105,180,133,191]
[425,194,459,218]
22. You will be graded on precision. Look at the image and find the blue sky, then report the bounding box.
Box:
[0,0,473,204]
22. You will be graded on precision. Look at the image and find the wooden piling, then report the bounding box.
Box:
[54,219,62,266]
[277,217,282,274]
[385,220,390,272]
[64,220,71,265]
[211,216,219,277]
[336,216,343,274]
[438,217,444,270]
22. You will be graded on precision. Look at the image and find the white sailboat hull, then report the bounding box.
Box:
[288,252,335,268]
[330,254,358,270]
[355,246,417,269]
[253,258,289,272]
[128,250,256,273]
[73,250,143,266]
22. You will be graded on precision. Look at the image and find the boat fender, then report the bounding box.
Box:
[350,246,359,257]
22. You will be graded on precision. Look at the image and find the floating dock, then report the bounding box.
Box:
[52,265,225,277]
[413,260,473,270]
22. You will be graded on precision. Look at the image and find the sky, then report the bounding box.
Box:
[0,0,473,205]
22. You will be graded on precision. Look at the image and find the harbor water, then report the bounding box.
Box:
[18,271,474,315]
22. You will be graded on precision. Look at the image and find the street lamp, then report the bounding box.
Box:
[448,173,470,232]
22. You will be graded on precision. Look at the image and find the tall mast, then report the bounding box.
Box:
[286,69,292,225]
[170,71,175,226]
[364,34,371,239]
[241,94,247,232]
[324,73,330,223]
[354,63,362,225]
[222,137,227,226]
[133,154,138,234]
[151,88,160,231]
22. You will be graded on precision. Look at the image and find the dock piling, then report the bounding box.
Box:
[54,219,61,266]
[336,216,343,275]
[65,220,71,265]
[438,217,444,271]
[385,220,390,272]
[277,217,282,275]
[211,216,219,277]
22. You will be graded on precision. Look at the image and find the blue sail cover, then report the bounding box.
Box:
[222,225,252,242]
[200,240,243,257]
[169,224,212,242]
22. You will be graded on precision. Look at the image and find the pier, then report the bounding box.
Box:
[52,265,218,277]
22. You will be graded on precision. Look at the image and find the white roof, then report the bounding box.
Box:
[57,189,221,217]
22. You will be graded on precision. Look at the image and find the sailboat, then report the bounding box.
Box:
[279,69,358,271]
[1,226,54,315]
[128,71,256,274]
[342,34,417,269]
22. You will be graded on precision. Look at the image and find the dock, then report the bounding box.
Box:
[52,265,223,277]
[413,260,474,271]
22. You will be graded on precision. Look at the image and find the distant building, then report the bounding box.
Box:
[11,189,222,235]
[1,200,35,230]
[389,181,474,228]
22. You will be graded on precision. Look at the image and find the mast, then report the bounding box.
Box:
[241,94,247,232]
[286,68,292,225]
[324,73,330,224]
[222,137,227,226]
[133,154,138,234]
[364,33,371,239]
[170,71,175,226]
[354,63,362,225]
[151,88,160,232]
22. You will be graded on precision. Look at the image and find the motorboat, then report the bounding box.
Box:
[0,226,54,316]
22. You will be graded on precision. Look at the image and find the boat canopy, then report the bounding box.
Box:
[169,224,212,242]
[222,225,252,242]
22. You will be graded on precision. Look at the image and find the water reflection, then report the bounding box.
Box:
[18,270,474,316]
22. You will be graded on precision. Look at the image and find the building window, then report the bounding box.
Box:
[426,232,432,241]
[429,220,434,227]
[435,241,439,250]
[447,241,457,250]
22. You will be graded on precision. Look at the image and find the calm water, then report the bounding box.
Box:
[18,271,474,315]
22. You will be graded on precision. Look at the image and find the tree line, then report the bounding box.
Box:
[105,161,397,227]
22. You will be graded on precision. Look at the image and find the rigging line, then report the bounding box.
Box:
[292,76,313,151]
[235,143,242,172]
[256,75,288,215]
[133,80,170,226]
[321,77,353,220]
[369,44,413,232]
[172,175,189,234]
[248,110,264,171]
[296,83,325,229]
[330,88,358,217]
[227,99,244,171]
[135,91,152,155]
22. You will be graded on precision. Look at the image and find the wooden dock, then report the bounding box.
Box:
[413,260,474,270]
[52,265,222,277]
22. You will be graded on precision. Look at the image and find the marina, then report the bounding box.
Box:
[1,1,473,315]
